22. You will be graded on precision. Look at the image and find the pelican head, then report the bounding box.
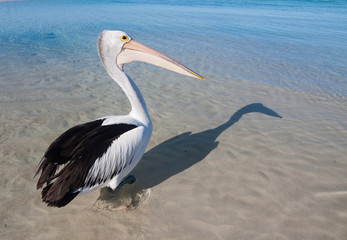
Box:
[98,30,205,80]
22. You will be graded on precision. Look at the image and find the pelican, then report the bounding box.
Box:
[35,30,204,207]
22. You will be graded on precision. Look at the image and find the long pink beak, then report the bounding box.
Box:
[117,39,205,80]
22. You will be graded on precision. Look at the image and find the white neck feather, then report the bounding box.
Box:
[101,57,151,126]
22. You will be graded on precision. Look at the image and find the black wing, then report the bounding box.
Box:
[35,119,138,207]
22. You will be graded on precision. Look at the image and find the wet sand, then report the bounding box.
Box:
[1,69,346,239]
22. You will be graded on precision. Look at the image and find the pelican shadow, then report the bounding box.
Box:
[134,103,281,189]
[95,103,281,209]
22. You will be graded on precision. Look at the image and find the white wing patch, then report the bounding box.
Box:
[84,125,145,188]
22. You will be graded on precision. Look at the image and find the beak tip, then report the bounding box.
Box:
[195,74,205,80]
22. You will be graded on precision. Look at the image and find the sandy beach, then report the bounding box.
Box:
[1,73,346,239]
[1,0,346,239]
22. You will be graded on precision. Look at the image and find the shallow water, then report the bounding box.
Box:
[1,0,347,239]
[1,0,346,97]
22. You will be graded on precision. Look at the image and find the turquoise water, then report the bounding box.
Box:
[1,2,347,238]
[1,0,346,97]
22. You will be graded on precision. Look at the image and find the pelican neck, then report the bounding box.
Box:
[104,63,151,126]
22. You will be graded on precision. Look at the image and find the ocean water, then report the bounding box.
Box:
[1,1,347,239]
[1,0,346,98]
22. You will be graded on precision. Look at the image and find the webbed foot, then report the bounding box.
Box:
[116,175,136,190]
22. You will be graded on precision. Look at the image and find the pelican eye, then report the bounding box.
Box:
[121,35,129,42]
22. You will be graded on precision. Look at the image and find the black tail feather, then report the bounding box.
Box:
[42,184,79,208]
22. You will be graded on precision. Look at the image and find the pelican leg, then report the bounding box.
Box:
[116,175,136,190]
